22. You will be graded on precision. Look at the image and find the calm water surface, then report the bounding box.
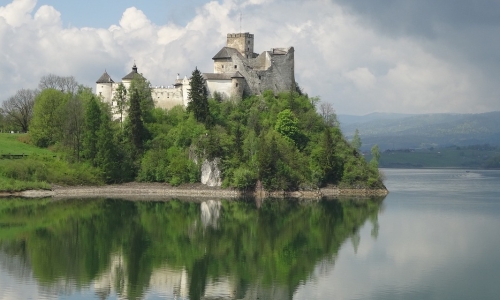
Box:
[1,169,499,300]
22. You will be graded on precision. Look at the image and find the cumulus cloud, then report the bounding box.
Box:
[0,0,498,114]
[0,0,35,27]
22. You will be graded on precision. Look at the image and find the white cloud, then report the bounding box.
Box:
[344,68,376,90]
[0,0,497,115]
[0,0,35,27]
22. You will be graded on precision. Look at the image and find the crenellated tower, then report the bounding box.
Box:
[226,33,254,59]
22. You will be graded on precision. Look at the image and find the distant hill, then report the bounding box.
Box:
[338,112,416,125]
[338,112,500,151]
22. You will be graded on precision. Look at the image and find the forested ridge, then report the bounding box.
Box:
[0,71,385,191]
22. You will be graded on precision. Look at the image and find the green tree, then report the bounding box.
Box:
[351,128,361,150]
[370,144,381,167]
[318,128,342,184]
[62,95,85,161]
[82,95,102,165]
[275,109,300,145]
[128,75,154,124]
[96,107,119,182]
[30,89,69,147]
[187,67,209,124]
[1,88,38,133]
[0,109,5,132]
[127,89,146,160]
[257,135,279,190]
[113,82,127,127]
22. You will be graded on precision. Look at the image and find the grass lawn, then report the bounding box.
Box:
[0,133,51,191]
[0,133,102,192]
[0,133,54,156]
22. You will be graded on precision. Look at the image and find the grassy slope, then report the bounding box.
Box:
[0,134,52,191]
[0,134,102,192]
[0,133,54,156]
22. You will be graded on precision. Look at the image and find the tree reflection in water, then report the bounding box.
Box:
[0,196,384,300]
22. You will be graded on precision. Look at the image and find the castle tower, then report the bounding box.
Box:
[226,32,254,58]
[122,63,139,90]
[96,70,114,103]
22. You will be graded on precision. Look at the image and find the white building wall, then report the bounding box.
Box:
[181,77,190,106]
[206,80,233,99]
[153,87,184,109]
[96,83,113,103]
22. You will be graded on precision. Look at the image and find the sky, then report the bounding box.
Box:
[0,0,499,115]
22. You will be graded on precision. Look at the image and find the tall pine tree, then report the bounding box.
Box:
[187,67,209,124]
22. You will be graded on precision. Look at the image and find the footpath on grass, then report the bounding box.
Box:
[0,182,388,200]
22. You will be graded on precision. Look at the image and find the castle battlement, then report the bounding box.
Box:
[226,33,254,38]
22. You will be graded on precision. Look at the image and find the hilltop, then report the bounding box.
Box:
[1,84,387,194]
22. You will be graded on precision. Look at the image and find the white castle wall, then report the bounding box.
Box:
[152,86,184,110]
[96,32,295,116]
[96,82,113,103]
[205,79,233,99]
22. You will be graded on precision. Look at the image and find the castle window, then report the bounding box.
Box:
[222,65,224,68]
[236,83,239,87]
[99,92,102,96]
[234,65,237,69]
[258,75,261,80]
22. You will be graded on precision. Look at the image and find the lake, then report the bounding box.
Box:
[1,168,499,300]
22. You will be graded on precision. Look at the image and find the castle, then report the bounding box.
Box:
[96,32,295,115]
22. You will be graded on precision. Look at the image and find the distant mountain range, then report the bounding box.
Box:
[338,112,500,151]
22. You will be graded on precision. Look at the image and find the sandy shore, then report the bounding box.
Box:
[1,182,388,200]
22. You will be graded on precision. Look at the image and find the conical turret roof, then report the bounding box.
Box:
[96,71,114,83]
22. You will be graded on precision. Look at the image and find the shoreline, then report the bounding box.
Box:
[0,182,388,200]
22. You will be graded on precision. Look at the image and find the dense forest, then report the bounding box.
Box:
[0,70,384,191]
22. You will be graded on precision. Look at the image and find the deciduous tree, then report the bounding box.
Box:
[2,89,38,132]
[370,144,381,167]
[30,89,69,147]
[113,82,127,127]
[63,95,85,161]
[351,128,362,150]
[38,74,79,94]
[319,102,338,127]
[275,109,300,145]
